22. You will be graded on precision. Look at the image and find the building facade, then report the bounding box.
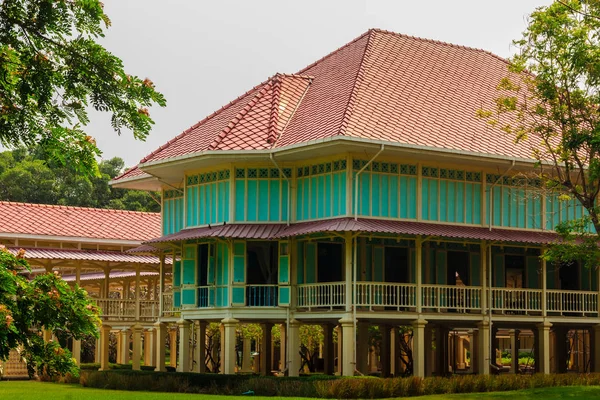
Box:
[113,29,598,377]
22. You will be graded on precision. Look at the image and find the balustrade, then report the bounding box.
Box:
[355,282,416,310]
[546,289,598,316]
[296,282,345,309]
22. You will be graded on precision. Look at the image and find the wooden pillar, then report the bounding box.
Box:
[118,329,129,365]
[424,325,434,376]
[288,319,301,376]
[72,339,81,365]
[356,322,369,374]
[135,267,141,321]
[322,324,334,375]
[380,325,391,377]
[177,319,191,372]
[132,324,143,370]
[510,329,519,374]
[144,329,155,367]
[416,236,422,313]
[412,319,427,378]
[344,232,353,312]
[99,324,111,371]
[537,321,552,374]
[339,317,355,376]
[279,324,286,371]
[158,255,165,316]
[260,323,273,376]
[195,321,206,373]
[241,336,252,372]
[154,322,167,372]
[221,318,238,374]
[169,327,178,368]
[593,325,600,372]
[554,326,568,373]
[477,320,490,375]
[94,336,101,363]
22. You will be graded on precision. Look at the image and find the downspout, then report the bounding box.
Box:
[485,159,515,368]
[270,153,291,226]
[351,144,384,374]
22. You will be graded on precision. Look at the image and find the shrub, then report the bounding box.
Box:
[80,370,600,398]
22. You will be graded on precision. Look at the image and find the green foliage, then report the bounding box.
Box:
[0,147,159,211]
[479,1,600,266]
[80,370,600,398]
[0,246,101,377]
[0,0,166,175]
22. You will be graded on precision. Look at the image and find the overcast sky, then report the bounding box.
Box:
[88,0,553,168]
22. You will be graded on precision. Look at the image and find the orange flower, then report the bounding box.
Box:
[16,248,26,259]
[138,107,150,117]
[142,78,154,88]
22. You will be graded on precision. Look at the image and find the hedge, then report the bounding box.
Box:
[80,370,600,398]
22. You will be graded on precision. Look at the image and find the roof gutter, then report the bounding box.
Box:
[269,153,291,226]
[354,144,385,220]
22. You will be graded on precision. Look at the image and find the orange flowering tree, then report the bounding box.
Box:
[0,246,100,377]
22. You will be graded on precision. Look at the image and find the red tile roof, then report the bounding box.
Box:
[0,202,161,242]
[143,218,557,245]
[8,247,163,264]
[116,29,533,181]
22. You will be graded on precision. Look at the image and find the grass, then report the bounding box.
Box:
[2,381,600,399]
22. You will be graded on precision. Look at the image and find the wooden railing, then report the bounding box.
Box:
[162,292,179,317]
[490,287,543,314]
[547,289,598,316]
[94,298,160,321]
[297,282,345,310]
[422,284,482,312]
[355,282,416,310]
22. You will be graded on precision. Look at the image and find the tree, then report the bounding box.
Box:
[481,0,600,268]
[0,147,160,212]
[0,246,100,377]
[0,0,166,174]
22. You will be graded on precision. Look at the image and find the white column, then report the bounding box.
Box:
[241,336,252,372]
[279,324,286,371]
[119,329,129,365]
[477,320,490,375]
[94,337,101,363]
[412,319,427,378]
[287,319,301,376]
[158,255,165,316]
[72,339,81,365]
[538,321,552,374]
[339,317,355,376]
[154,322,167,372]
[132,324,143,370]
[135,267,141,321]
[221,318,239,374]
[99,325,112,371]
[144,329,155,367]
[541,250,547,317]
[169,328,178,368]
[177,319,191,372]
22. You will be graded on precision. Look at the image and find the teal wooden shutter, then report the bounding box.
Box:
[296,241,305,284]
[493,251,505,287]
[181,245,197,306]
[232,241,246,306]
[278,240,290,306]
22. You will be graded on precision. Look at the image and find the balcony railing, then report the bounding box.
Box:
[422,284,482,312]
[94,298,161,321]
[547,289,598,316]
[356,282,416,310]
[490,287,543,314]
[162,292,179,317]
[297,282,345,310]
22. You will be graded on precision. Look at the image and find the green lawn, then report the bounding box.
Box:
[2,381,600,399]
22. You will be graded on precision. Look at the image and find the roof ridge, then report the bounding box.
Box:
[266,74,282,145]
[370,28,512,65]
[295,30,372,75]
[337,30,376,137]
[0,201,160,216]
[208,81,273,150]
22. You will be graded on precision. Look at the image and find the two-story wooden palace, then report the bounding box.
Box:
[112,29,599,377]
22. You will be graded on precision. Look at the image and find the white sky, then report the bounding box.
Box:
[87,0,553,167]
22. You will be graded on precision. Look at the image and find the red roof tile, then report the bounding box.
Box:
[145,223,287,244]
[117,29,538,180]
[9,247,163,264]
[0,202,161,242]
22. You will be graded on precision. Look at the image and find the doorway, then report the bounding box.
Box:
[384,247,409,283]
[447,251,470,286]
[317,243,343,282]
[559,261,580,290]
[197,244,209,306]
[505,255,525,289]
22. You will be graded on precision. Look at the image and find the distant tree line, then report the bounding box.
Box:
[0,147,159,212]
